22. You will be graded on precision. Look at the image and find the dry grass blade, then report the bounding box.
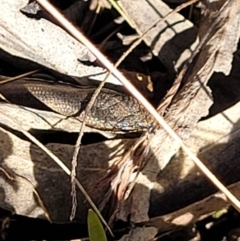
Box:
[0,71,38,104]
[107,0,136,28]
[36,0,240,218]
[0,70,39,84]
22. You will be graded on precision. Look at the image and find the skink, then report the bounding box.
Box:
[0,80,154,132]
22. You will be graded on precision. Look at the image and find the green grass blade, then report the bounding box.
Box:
[88,209,108,241]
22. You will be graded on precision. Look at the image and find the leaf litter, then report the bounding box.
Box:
[0,0,240,240]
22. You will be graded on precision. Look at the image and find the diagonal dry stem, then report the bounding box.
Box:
[36,0,240,222]
[69,0,200,220]
[0,70,39,85]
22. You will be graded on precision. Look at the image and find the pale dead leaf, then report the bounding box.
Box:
[210,0,240,75]
[119,0,199,71]
[0,103,110,135]
[0,0,122,86]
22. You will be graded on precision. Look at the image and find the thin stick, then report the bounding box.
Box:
[0,70,39,85]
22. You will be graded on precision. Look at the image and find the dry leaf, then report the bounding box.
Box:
[0,0,123,86]
[119,0,199,71]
